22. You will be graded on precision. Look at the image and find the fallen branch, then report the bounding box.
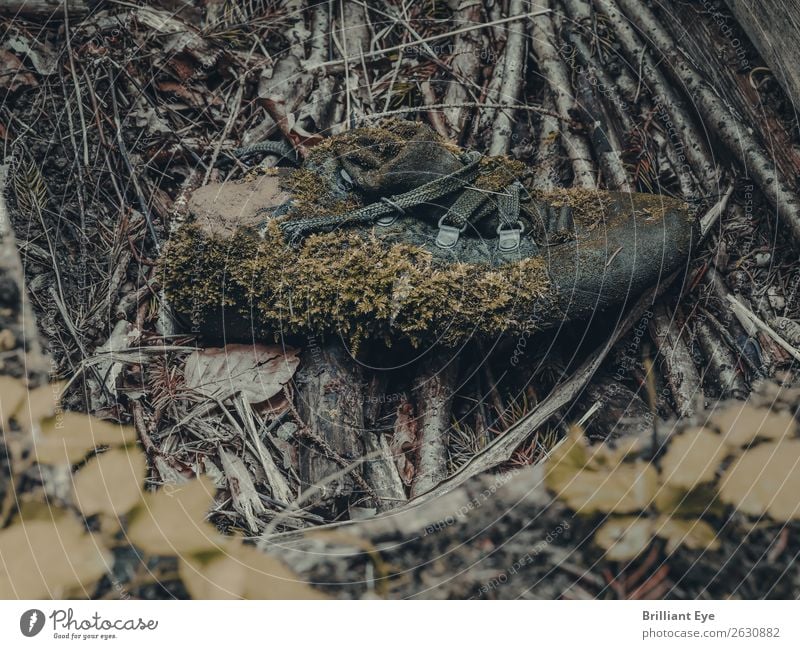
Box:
[615,0,800,242]
[530,1,595,188]
[410,352,460,499]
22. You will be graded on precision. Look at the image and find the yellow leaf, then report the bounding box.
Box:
[547,427,589,471]
[180,544,324,600]
[13,381,66,432]
[719,440,800,520]
[710,403,796,447]
[659,427,727,489]
[72,448,146,519]
[34,412,136,465]
[0,516,111,598]
[653,483,724,518]
[180,553,246,600]
[0,376,26,430]
[234,544,325,599]
[549,459,658,514]
[654,516,720,553]
[595,517,654,561]
[127,476,224,555]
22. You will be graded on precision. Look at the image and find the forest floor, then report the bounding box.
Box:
[1,0,800,598]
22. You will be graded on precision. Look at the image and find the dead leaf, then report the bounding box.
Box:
[0,376,27,430]
[0,51,37,92]
[180,544,324,600]
[653,483,724,518]
[13,381,66,433]
[654,516,720,553]
[0,516,111,598]
[184,343,300,404]
[546,429,657,514]
[710,403,796,447]
[719,439,800,520]
[34,412,136,465]
[595,517,654,561]
[127,476,223,555]
[156,81,208,108]
[180,552,246,600]
[72,448,147,519]
[659,427,727,489]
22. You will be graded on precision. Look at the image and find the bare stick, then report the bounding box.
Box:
[530,1,595,187]
[648,304,704,416]
[694,320,747,399]
[594,0,718,192]
[308,9,552,71]
[441,0,485,138]
[410,352,460,499]
[487,0,529,155]
[615,0,800,242]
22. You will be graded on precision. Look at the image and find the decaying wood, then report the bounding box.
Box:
[410,352,460,498]
[694,319,747,399]
[724,0,800,111]
[648,305,704,417]
[561,0,631,192]
[615,0,800,243]
[441,0,485,139]
[594,0,717,192]
[582,378,652,440]
[530,2,595,187]
[486,0,529,155]
[295,340,367,509]
[0,0,91,17]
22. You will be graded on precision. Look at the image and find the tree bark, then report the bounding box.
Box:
[410,351,460,498]
[724,0,800,111]
[295,339,366,510]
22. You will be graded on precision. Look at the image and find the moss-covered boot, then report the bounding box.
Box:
[162,120,696,346]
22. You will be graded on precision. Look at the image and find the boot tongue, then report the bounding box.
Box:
[333,121,465,198]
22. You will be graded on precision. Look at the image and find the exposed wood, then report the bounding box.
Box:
[410,352,460,498]
[724,0,800,112]
[295,340,367,510]
[0,0,92,17]
[648,305,704,417]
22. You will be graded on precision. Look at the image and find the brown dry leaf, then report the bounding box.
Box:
[72,448,147,519]
[34,412,136,465]
[590,436,645,466]
[180,544,324,600]
[0,516,111,598]
[719,440,800,520]
[653,483,724,518]
[659,427,727,489]
[654,516,720,553]
[594,517,654,561]
[0,51,38,92]
[184,344,300,404]
[547,449,658,515]
[0,376,26,430]
[127,476,224,555]
[13,381,65,432]
[710,403,796,447]
[180,553,246,600]
[156,80,207,108]
[234,543,325,599]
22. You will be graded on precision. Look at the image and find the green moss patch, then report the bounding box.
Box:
[161,221,549,347]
